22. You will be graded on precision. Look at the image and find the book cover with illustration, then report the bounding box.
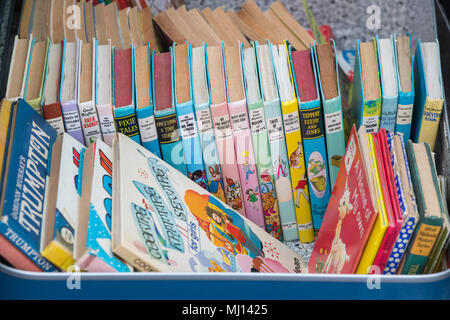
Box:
[0,99,58,272]
[75,139,131,272]
[308,125,377,274]
[112,133,307,273]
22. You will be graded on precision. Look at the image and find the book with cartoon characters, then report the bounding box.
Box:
[308,125,378,274]
[112,133,308,273]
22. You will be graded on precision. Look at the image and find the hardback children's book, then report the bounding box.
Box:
[313,40,346,190]
[242,44,283,240]
[94,2,109,46]
[95,40,117,147]
[112,46,141,144]
[402,141,446,274]
[5,36,32,102]
[377,36,399,133]
[104,2,124,49]
[0,99,14,196]
[351,39,382,134]
[23,38,49,115]
[370,129,403,272]
[41,41,65,134]
[40,133,86,270]
[206,44,245,217]
[77,40,103,145]
[0,99,58,272]
[134,44,161,157]
[153,51,187,175]
[308,125,377,274]
[75,139,131,272]
[49,0,65,44]
[191,44,226,203]
[355,132,390,274]
[256,42,298,241]
[173,42,208,189]
[224,43,265,229]
[290,46,331,232]
[271,42,314,243]
[60,40,85,145]
[383,132,419,274]
[393,34,415,142]
[112,133,308,273]
[18,0,35,40]
[411,39,445,151]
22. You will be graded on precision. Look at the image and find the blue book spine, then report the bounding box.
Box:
[380,95,398,132]
[298,99,332,230]
[176,100,208,189]
[1,99,58,272]
[136,106,161,158]
[114,105,141,144]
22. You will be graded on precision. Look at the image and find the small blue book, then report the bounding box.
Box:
[0,99,58,271]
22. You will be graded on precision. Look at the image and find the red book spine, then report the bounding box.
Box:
[291,49,317,102]
[114,48,133,108]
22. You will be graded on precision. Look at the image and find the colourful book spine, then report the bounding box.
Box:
[411,39,444,151]
[173,44,208,189]
[312,41,346,190]
[351,39,382,134]
[135,47,161,157]
[226,45,264,228]
[394,33,415,142]
[356,133,389,274]
[112,46,141,144]
[153,52,187,175]
[277,44,314,243]
[191,45,226,202]
[242,45,282,240]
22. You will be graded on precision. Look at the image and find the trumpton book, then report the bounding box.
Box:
[308,125,377,274]
[112,133,307,273]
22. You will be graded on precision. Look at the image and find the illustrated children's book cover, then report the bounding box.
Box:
[308,125,377,274]
[75,139,131,272]
[112,133,308,273]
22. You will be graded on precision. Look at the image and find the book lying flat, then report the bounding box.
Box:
[75,139,131,272]
[112,133,308,273]
[242,44,283,240]
[0,99,58,272]
[191,44,226,203]
[308,125,377,274]
[41,133,86,270]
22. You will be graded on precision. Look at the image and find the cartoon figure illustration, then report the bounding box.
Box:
[289,141,304,169]
[265,221,281,239]
[208,165,225,201]
[294,174,309,208]
[246,188,260,210]
[225,177,243,210]
[322,181,352,273]
[242,159,255,184]
[259,170,276,216]
[275,155,288,179]
[189,169,207,189]
[309,159,325,175]
[185,190,264,259]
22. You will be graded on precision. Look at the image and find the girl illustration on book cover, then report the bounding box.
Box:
[294,174,309,208]
[208,165,225,202]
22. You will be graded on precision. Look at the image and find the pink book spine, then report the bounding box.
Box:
[0,235,42,272]
[210,101,246,216]
[228,99,265,228]
[76,253,120,272]
[372,222,403,271]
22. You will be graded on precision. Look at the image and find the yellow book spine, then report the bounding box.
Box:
[0,99,13,182]
[281,98,315,243]
[356,134,388,274]
[42,241,75,271]
[418,97,444,150]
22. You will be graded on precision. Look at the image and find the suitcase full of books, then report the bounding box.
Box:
[0,0,449,300]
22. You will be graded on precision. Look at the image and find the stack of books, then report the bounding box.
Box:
[0,0,448,275]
